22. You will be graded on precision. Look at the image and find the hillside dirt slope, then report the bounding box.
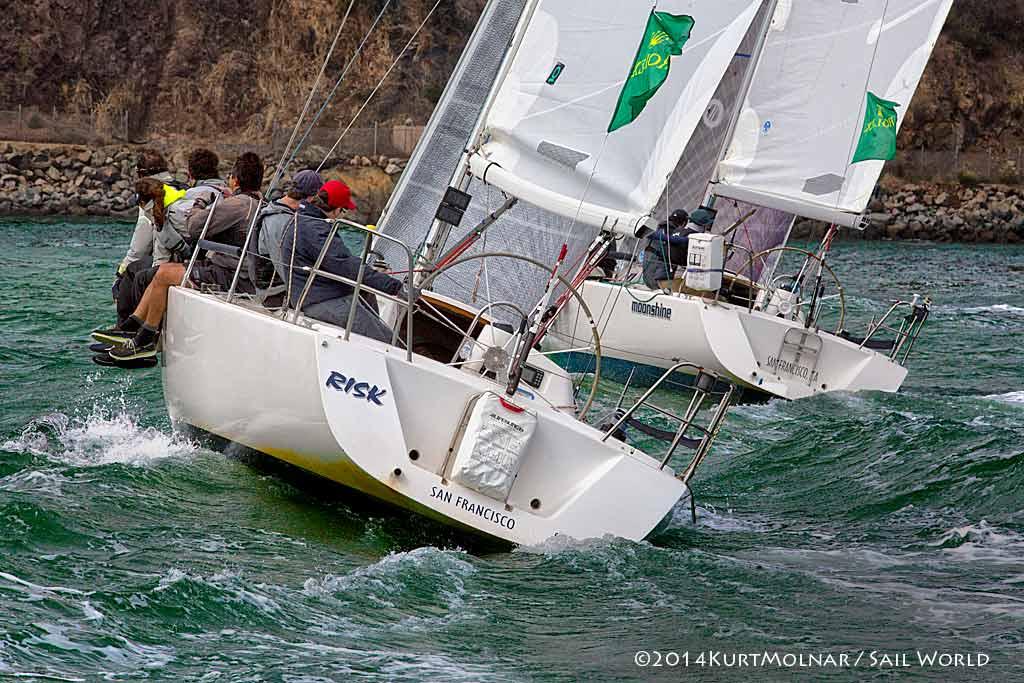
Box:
[0,1,1020,153]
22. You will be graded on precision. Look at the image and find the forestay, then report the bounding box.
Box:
[467,0,765,238]
[714,0,954,228]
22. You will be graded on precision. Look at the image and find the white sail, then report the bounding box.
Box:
[714,0,954,228]
[468,0,766,238]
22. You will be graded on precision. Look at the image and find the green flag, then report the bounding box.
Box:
[608,12,695,133]
[852,92,901,163]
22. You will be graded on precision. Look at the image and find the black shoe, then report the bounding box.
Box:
[92,353,158,369]
[89,342,116,354]
[109,336,158,361]
[91,326,135,345]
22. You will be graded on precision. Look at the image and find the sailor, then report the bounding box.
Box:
[181,152,265,294]
[256,169,323,284]
[108,149,229,333]
[642,209,692,290]
[183,148,230,208]
[96,153,266,362]
[281,180,403,343]
[641,208,716,290]
[110,150,179,324]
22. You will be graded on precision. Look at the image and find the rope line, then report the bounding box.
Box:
[317,0,445,171]
[266,0,356,198]
[284,1,393,173]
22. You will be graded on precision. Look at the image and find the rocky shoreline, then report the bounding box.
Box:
[2,142,1023,244]
[0,142,406,223]
[857,183,1024,243]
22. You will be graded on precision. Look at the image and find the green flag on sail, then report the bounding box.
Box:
[608,12,695,133]
[852,92,901,163]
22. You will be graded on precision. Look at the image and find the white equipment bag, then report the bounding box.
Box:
[685,233,725,292]
[451,392,538,501]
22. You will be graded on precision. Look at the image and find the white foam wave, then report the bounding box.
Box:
[155,567,282,614]
[0,469,70,496]
[0,571,91,597]
[3,409,196,466]
[25,622,173,670]
[930,520,1024,563]
[693,507,776,533]
[515,533,622,556]
[304,547,475,606]
[959,303,1024,316]
[983,391,1024,405]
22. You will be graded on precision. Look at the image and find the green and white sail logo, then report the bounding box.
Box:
[608,12,695,133]
[852,92,901,163]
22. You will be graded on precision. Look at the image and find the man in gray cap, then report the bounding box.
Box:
[641,207,716,290]
[256,169,323,285]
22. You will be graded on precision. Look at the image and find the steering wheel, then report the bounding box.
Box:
[744,246,846,333]
[417,251,603,420]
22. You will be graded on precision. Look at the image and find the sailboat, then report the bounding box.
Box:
[546,0,950,400]
[162,0,770,545]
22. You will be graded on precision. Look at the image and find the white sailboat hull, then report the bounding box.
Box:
[549,280,906,400]
[162,288,688,545]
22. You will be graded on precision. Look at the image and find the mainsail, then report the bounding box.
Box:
[467,0,765,237]
[713,0,955,228]
[379,0,768,319]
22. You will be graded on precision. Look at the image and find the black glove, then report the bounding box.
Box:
[112,272,124,302]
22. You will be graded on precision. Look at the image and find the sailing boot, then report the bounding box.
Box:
[109,325,160,362]
[91,315,143,344]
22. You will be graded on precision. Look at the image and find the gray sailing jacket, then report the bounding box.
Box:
[118,176,229,271]
[256,201,298,282]
[186,191,263,276]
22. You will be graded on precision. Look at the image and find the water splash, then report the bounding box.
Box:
[3,407,195,467]
[961,304,1024,316]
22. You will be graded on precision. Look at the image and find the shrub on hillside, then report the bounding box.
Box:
[958,169,981,187]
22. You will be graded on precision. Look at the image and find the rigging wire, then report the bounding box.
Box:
[266,0,356,198]
[282,1,394,173]
[317,0,445,172]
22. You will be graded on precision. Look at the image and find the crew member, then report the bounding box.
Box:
[642,209,692,290]
[99,153,265,362]
[281,180,403,343]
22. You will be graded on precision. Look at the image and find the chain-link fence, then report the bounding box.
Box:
[267,122,424,160]
[0,107,424,161]
[0,107,131,145]
[889,146,1024,185]
[888,127,1023,185]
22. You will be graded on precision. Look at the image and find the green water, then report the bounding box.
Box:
[1,219,1023,681]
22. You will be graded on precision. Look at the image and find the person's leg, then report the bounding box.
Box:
[118,265,158,326]
[642,258,666,291]
[132,263,185,328]
[303,295,395,344]
[110,263,184,361]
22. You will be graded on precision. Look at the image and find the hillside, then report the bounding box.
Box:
[1,1,1021,156]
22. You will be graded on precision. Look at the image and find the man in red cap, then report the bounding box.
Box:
[280,180,404,342]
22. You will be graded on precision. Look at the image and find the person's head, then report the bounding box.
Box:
[668,209,689,230]
[310,180,357,218]
[136,149,168,178]
[286,169,323,201]
[135,178,166,227]
[187,148,220,182]
[229,152,264,193]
